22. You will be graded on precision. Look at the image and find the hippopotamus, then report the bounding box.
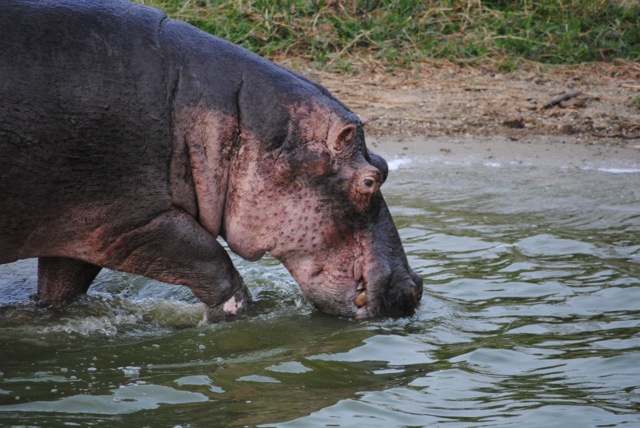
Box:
[0,0,422,321]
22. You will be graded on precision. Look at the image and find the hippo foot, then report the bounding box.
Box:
[204,286,252,323]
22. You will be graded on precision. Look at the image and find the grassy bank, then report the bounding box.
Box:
[140,0,640,71]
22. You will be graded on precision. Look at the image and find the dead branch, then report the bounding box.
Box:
[542,89,582,109]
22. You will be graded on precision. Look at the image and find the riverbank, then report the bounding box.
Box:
[141,1,639,146]
[300,60,640,145]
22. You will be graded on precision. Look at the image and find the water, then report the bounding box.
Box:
[1,139,639,427]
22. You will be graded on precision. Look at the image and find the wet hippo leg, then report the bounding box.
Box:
[37,257,102,305]
[105,209,251,322]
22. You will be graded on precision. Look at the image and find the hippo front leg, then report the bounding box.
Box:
[105,209,251,322]
[37,257,102,305]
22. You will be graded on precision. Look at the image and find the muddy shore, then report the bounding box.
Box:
[301,61,640,156]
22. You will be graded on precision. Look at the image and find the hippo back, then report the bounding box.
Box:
[0,0,172,260]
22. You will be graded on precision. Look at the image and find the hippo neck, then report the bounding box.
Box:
[168,102,238,238]
[162,18,353,242]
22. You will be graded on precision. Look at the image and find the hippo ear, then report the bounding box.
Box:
[328,124,356,155]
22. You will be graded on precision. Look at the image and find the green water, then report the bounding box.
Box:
[1,151,639,427]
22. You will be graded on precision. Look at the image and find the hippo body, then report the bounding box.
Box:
[0,0,422,320]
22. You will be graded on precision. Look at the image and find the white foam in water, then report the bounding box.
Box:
[484,162,502,168]
[387,158,412,171]
[42,313,143,336]
[595,167,640,174]
[29,297,205,337]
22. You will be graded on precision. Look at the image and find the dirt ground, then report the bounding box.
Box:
[300,61,640,146]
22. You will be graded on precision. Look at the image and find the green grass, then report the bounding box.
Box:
[138,0,640,71]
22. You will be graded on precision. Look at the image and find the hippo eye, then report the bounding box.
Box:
[363,178,375,188]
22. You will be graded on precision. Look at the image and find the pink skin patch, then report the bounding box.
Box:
[222,295,245,315]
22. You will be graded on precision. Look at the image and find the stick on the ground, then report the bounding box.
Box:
[543,89,582,109]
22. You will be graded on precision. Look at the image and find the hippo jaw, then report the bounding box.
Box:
[350,258,424,319]
[275,216,424,319]
[303,265,423,319]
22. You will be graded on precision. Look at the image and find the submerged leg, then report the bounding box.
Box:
[37,257,102,304]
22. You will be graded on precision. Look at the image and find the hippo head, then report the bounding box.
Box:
[222,101,422,318]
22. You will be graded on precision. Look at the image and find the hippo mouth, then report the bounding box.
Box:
[309,257,422,318]
[352,258,369,317]
[309,258,371,317]
[351,259,423,318]
[354,279,367,309]
[277,249,422,318]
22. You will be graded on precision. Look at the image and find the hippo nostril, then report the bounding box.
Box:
[368,151,388,183]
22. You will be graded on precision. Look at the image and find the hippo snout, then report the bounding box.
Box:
[353,267,423,319]
[384,271,423,317]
